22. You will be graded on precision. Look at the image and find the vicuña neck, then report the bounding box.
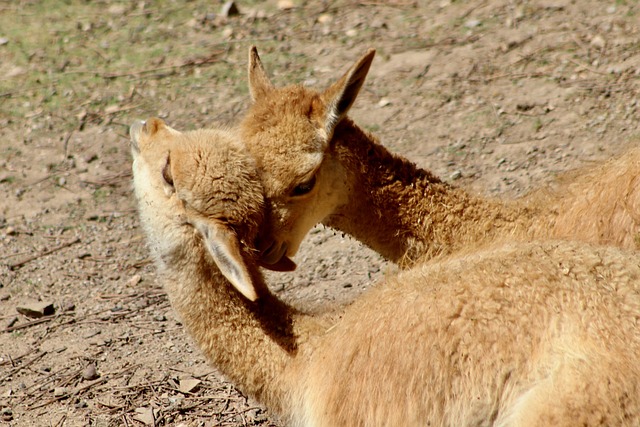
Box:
[325,120,540,264]
[158,238,304,414]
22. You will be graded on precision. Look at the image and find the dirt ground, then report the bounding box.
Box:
[1,0,639,425]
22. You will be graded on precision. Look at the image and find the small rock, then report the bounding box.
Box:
[371,18,387,29]
[0,293,10,301]
[178,378,201,394]
[220,1,240,17]
[133,407,156,426]
[74,400,88,409]
[16,301,55,318]
[449,170,463,181]
[222,27,234,38]
[277,0,295,10]
[607,65,623,74]
[317,14,332,24]
[590,35,606,49]
[53,387,68,397]
[7,66,25,78]
[345,28,358,37]
[0,37,8,46]
[93,415,111,427]
[154,314,167,322]
[127,274,142,287]
[82,363,99,381]
[1,408,13,422]
[110,304,124,312]
[107,4,126,15]
[378,98,391,107]
[61,300,75,312]
[465,19,481,28]
[5,316,18,329]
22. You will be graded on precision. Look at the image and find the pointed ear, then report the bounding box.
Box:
[129,120,145,152]
[248,46,274,102]
[129,120,145,142]
[144,117,167,136]
[197,219,260,301]
[322,49,376,135]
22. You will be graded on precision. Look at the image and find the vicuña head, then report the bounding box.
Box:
[240,46,640,268]
[129,117,640,426]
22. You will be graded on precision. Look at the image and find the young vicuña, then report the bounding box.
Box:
[240,47,640,268]
[129,116,640,427]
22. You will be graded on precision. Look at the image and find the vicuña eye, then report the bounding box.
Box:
[291,175,316,196]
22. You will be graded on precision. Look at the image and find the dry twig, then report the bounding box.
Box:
[6,237,81,270]
[101,50,225,79]
[0,351,47,383]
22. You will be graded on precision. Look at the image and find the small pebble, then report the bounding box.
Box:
[277,0,294,10]
[1,408,13,422]
[53,387,68,397]
[61,300,76,312]
[16,301,55,318]
[5,316,18,329]
[590,35,606,49]
[178,378,201,394]
[220,0,239,17]
[127,274,142,287]
[82,363,99,380]
[465,19,481,28]
[317,14,332,24]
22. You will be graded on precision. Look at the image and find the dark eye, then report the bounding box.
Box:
[291,175,316,197]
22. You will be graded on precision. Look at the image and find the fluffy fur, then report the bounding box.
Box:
[240,47,640,267]
[130,117,640,426]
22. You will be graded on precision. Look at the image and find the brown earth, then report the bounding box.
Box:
[1,0,639,425]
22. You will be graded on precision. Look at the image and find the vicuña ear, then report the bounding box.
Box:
[322,49,376,136]
[144,117,167,136]
[197,219,260,301]
[248,46,274,102]
[129,120,145,145]
[129,118,175,151]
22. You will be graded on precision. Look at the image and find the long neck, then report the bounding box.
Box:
[156,237,308,415]
[325,120,542,265]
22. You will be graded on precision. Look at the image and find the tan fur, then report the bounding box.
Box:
[240,47,640,268]
[131,117,640,426]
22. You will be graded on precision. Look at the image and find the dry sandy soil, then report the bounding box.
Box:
[1,0,639,425]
